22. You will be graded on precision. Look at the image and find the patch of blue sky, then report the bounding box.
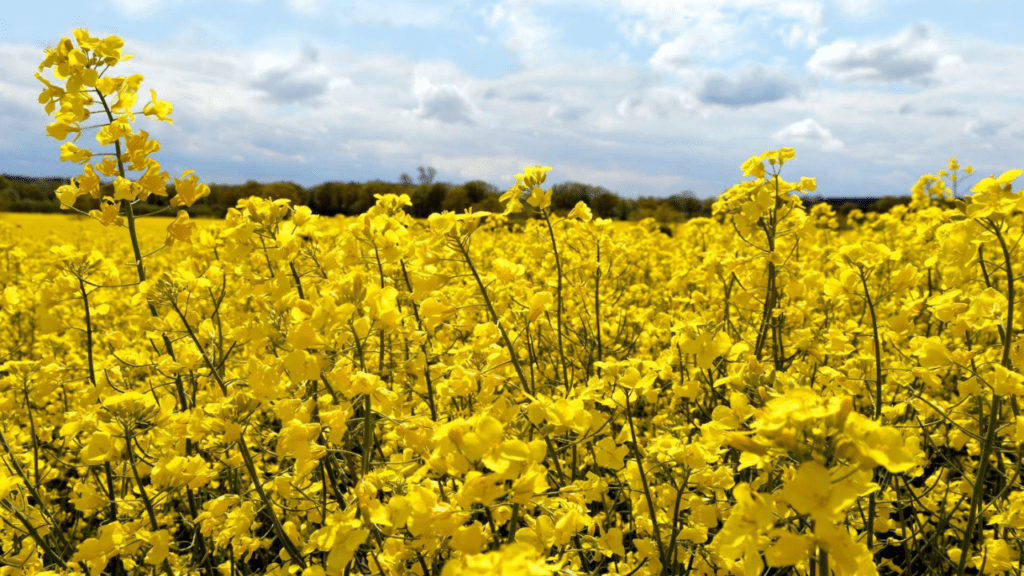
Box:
[531,4,639,61]
[849,0,1022,44]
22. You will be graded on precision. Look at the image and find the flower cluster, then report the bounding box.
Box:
[37,28,207,242]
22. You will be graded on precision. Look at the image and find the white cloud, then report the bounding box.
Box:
[775,1,825,47]
[485,0,557,67]
[773,118,844,150]
[412,74,478,125]
[430,151,691,195]
[698,66,801,107]
[0,43,70,151]
[964,119,1001,138]
[619,0,824,65]
[645,12,749,73]
[347,139,414,158]
[649,36,693,73]
[547,102,589,123]
[616,88,696,120]
[616,0,714,40]
[555,162,686,194]
[249,46,338,104]
[423,153,525,185]
[807,24,957,85]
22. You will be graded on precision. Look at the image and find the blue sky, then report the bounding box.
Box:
[2,0,1023,199]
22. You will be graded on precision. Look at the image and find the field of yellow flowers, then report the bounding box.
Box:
[2,27,1023,576]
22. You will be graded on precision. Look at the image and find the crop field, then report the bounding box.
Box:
[2,27,1024,576]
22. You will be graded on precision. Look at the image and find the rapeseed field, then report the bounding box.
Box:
[2,27,1022,576]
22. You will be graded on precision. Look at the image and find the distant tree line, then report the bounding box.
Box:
[0,167,916,223]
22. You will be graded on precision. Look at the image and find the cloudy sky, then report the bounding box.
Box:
[2,0,1022,199]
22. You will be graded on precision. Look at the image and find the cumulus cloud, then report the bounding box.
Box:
[965,119,1001,138]
[899,103,966,117]
[485,0,556,68]
[697,66,801,107]
[548,103,589,123]
[249,46,334,104]
[774,1,826,47]
[774,118,844,150]
[412,74,477,125]
[626,0,823,70]
[928,106,966,117]
[483,89,548,102]
[346,139,414,158]
[251,69,329,103]
[649,36,694,73]
[616,88,695,120]
[646,13,748,74]
[807,24,956,85]
[435,151,689,196]
[556,162,686,195]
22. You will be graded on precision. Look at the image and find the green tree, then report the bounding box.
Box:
[417,166,437,185]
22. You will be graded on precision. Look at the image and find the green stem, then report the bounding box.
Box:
[753,174,780,362]
[624,392,666,572]
[96,92,215,575]
[1,500,71,570]
[290,261,305,299]
[859,269,884,554]
[455,237,532,394]
[753,261,776,361]
[595,242,603,362]
[542,211,570,392]
[859,271,884,419]
[21,381,40,491]
[994,226,1015,367]
[79,278,97,387]
[399,260,438,421]
[125,428,175,576]
[955,223,1015,576]
[237,437,308,569]
[95,91,146,283]
[362,394,373,477]
[0,429,74,562]
[170,303,308,570]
